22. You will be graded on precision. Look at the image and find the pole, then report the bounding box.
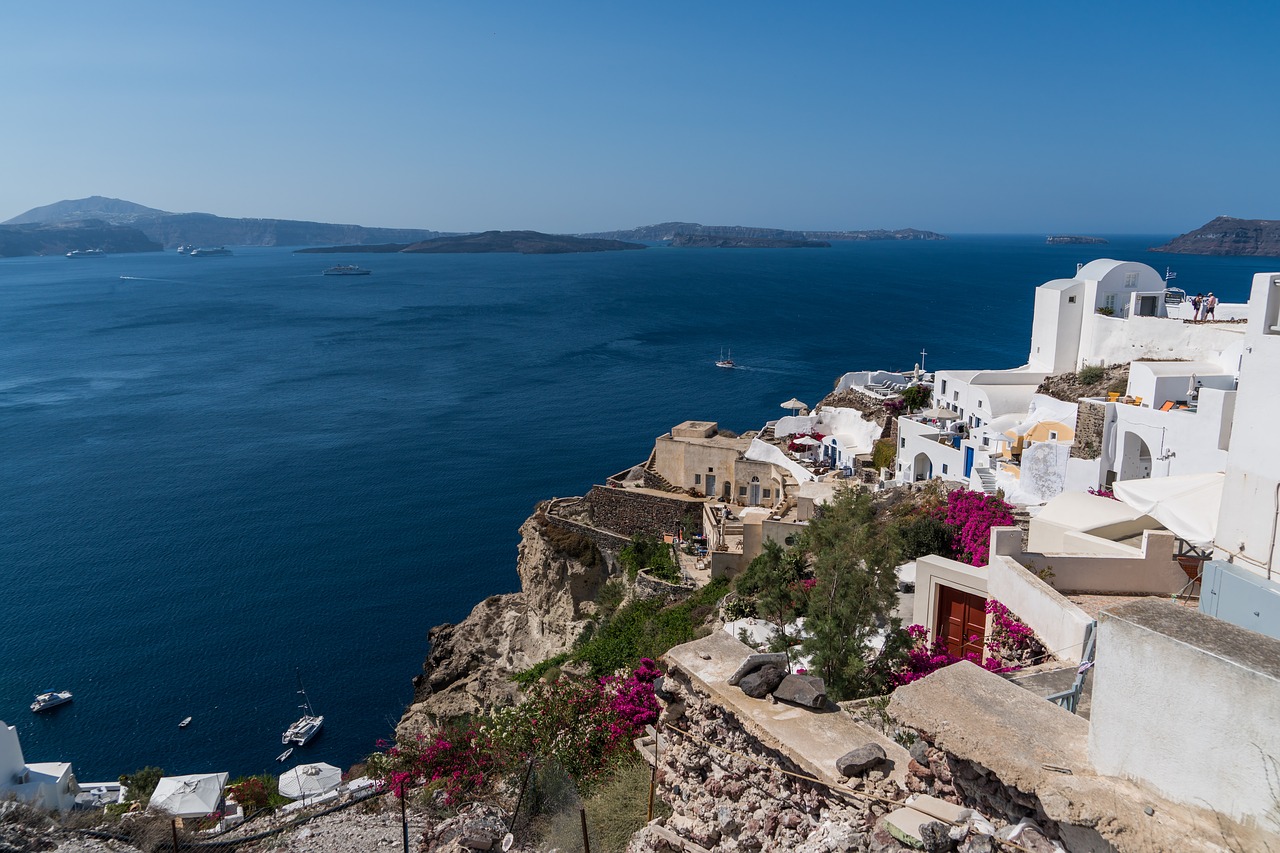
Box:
[401,788,409,853]
[579,807,591,853]
[509,757,536,833]
[171,818,180,853]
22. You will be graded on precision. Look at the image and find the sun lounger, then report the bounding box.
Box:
[1159,400,1175,411]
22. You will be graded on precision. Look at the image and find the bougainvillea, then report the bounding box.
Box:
[891,623,1014,687]
[1087,487,1117,500]
[368,660,663,803]
[938,489,1016,566]
[985,598,1047,666]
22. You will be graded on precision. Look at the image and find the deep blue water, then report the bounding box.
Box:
[0,237,1271,782]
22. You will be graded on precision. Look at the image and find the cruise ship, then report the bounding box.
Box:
[188,246,233,257]
[66,249,105,258]
[322,265,371,276]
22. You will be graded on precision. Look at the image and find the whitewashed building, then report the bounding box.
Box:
[0,720,77,812]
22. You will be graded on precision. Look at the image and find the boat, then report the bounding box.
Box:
[176,245,194,254]
[281,671,323,746]
[276,748,294,763]
[322,265,371,276]
[66,249,105,258]
[31,690,73,712]
[178,716,192,728]
[188,246,232,257]
[715,348,735,369]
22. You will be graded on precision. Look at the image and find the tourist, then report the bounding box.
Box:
[1205,292,1218,320]
[1191,293,1203,320]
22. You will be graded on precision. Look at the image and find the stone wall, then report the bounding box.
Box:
[585,485,704,539]
[544,496,631,553]
[1070,400,1105,460]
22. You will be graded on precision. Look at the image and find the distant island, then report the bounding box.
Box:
[1046,235,1107,245]
[580,221,946,243]
[2,196,447,256]
[669,234,830,249]
[1151,216,1280,257]
[0,220,162,257]
[297,230,646,255]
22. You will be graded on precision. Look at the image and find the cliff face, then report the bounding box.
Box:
[396,510,620,736]
[0,220,162,257]
[1152,216,1280,256]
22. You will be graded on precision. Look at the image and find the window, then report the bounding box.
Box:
[784,536,795,546]
[901,437,906,448]
[1124,272,1139,289]
[1048,430,1059,440]
[953,390,959,401]
[1104,293,1116,312]
[982,437,989,447]
[707,467,713,473]
[738,486,747,496]
[762,489,771,499]
[942,464,949,474]
[694,474,701,484]
[940,380,948,394]
[1068,295,1077,304]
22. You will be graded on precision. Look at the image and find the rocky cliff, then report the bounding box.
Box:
[1152,215,1280,256]
[582,222,947,242]
[396,508,621,736]
[0,220,162,257]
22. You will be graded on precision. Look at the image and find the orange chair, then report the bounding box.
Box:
[1159,400,1175,412]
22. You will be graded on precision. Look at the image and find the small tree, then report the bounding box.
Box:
[800,489,901,700]
[733,540,809,647]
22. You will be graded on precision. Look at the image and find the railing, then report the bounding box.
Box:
[1046,621,1097,714]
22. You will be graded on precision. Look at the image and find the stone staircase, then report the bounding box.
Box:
[974,466,998,495]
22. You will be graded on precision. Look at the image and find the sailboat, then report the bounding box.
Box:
[281,670,324,746]
[716,348,736,369]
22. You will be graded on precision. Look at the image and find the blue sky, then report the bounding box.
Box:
[3,2,1277,234]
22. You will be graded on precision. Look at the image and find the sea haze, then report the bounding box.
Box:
[0,238,1268,781]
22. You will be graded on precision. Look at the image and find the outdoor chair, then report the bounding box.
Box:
[1159,400,1175,412]
[1107,392,1120,402]
[1133,397,1144,407]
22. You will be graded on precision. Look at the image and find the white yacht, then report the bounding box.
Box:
[282,672,323,746]
[31,690,73,712]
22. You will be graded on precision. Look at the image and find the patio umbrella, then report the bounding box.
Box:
[916,407,959,420]
[793,436,821,447]
[149,773,229,817]
[279,763,343,800]
[1113,471,1224,548]
[781,398,807,415]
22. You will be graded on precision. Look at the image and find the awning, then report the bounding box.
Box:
[149,773,229,817]
[1113,471,1224,548]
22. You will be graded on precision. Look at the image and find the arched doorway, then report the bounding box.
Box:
[1119,432,1152,481]
[913,452,933,481]
[748,476,761,506]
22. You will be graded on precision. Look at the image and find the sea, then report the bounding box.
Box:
[0,237,1272,783]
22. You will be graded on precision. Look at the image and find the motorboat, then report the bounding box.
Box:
[31,690,73,712]
[188,246,232,257]
[322,265,371,276]
[277,747,294,763]
[176,245,194,254]
[282,671,323,746]
[66,249,105,258]
[179,716,192,728]
[715,348,735,369]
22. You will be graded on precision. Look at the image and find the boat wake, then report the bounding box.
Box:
[118,276,188,284]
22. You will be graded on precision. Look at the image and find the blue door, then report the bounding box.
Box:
[964,446,975,479]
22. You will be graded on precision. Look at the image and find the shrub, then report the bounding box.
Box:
[871,439,896,472]
[1077,364,1105,385]
[543,525,603,569]
[901,384,932,411]
[619,535,677,581]
[1096,306,1115,316]
[938,489,1016,566]
[119,766,164,802]
[537,759,671,853]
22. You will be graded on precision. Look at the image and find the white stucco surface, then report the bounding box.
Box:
[986,555,1093,663]
[743,438,814,483]
[1089,599,1280,829]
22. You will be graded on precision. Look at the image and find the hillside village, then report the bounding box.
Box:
[7,258,1280,851]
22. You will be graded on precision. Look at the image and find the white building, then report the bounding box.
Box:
[1214,272,1280,579]
[0,721,77,812]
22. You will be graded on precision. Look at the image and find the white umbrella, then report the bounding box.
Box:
[149,773,229,817]
[781,397,808,415]
[278,763,343,800]
[916,407,959,421]
[793,436,821,447]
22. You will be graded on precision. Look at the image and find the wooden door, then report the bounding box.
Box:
[935,586,986,660]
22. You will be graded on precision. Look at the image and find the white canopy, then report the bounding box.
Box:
[149,772,228,817]
[781,398,808,411]
[744,438,815,483]
[793,436,821,447]
[1113,471,1224,548]
[278,763,342,800]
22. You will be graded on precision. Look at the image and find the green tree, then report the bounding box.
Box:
[618,534,678,582]
[733,540,808,647]
[800,489,901,700]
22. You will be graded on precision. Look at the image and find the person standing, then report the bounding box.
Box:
[1205,292,1218,320]
[1191,293,1203,321]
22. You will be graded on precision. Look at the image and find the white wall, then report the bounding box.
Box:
[896,417,962,482]
[1214,272,1280,578]
[1028,279,1085,373]
[1107,389,1234,482]
[1079,312,1245,371]
[986,554,1093,664]
[1089,600,1280,829]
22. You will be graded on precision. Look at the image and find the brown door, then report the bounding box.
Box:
[935,586,986,660]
